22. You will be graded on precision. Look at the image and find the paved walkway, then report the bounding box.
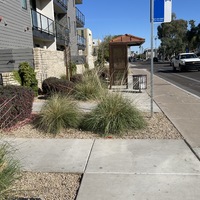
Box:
[2,68,200,199]
[153,74,200,156]
[133,69,200,157]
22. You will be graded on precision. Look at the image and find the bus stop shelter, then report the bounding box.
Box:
[109,34,145,89]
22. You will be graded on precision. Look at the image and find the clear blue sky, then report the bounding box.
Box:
[80,0,200,52]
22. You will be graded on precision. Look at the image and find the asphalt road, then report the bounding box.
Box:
[132,62,200,97]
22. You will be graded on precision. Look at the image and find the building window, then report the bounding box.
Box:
[21,0,27,10]
[81,30,84,37]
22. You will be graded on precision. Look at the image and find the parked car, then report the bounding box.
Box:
[153,57,158,62]
[172,53,200,71]
[170,56,175,66]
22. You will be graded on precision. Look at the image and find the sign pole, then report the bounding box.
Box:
[150,0,172,117]
[150,0,154,117]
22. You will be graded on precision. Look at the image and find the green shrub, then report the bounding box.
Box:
[80,93,146,135]
[42,77,75,96]
[74,69,107,101]
[12,70,21,85]
[60,74,67,80]
[84,62,89,70]
[35,94,82,134]
[0,85,34,129]
[70,74,83,84]
[18,62,38,96]
[0,143,21,199]
[98,66,110,83]
[69,62,77,76]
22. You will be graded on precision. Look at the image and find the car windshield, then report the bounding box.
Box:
[180,54,197,59]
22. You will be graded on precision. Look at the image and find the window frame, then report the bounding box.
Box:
[21,0,27,10]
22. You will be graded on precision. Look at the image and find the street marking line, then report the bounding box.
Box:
[174,73,200,83]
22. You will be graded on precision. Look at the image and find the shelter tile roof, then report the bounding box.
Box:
[109,34,145,46]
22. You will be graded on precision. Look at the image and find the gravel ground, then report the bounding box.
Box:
[10,172,81,200]
[1,109,182,200]
[1,112,182,139]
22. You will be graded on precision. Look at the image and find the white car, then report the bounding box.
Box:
[172,53,200,71]
[170,56,175,66]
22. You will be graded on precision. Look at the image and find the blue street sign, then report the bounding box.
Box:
[153,0,172,23]
[154,0,164,22]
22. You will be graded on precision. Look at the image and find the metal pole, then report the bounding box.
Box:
[150,0,154,117]
[155,36,157,57]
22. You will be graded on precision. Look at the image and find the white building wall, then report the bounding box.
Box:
[33,48,66,88]
[35,0,56,50]
[84,29,94,69]
[92,39,101,64]
[77,28,95,69]
[36,0,53,19]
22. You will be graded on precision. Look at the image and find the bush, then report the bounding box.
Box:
[0,85,34,129]
[12,70,21,85]
[74,69,107,101]
[0,143,21,199]
[60,74,67,80]
[80,93,146,135]
[42,77,75,96]
[69,62,77,77]
[35,94,82,134]
[70,74,83,84]
[98,66,110,82]
[18,62,38,96]
[84,62,89,70]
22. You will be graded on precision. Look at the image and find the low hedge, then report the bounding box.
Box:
[0,85,34,129]
[18,62,38,96]
[42,77,75,95]
[70,74,83,84]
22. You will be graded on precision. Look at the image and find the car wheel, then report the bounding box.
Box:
[179,65,184,72]
[172,63,176,72]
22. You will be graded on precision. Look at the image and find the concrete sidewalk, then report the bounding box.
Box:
[153,75,200,157]
[77,140,200,200]
[76,70,200,200]
[1,138,200,200]
[132,68,200,158]
[2,69,200,199]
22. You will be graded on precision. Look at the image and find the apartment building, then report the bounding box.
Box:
[77,28,95,69]
[0,0,85,80]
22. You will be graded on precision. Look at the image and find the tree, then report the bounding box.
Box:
[95,35,119,67]
[186,20,200,52]
[157,13,188,58]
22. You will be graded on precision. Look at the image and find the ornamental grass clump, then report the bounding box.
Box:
[0,143,21,199]
[80,92,147,136]
[74,69,107,101]
[35,94,82,134]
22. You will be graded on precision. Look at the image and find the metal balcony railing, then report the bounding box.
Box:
[76,7,85,27]
[55,21,69,43]
[31,9,55,35]
[56,0,68,10]
[77,34,86,47]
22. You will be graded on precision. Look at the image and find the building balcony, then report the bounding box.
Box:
[54,0,68,13]
[76,7,85,27]
[77,34,86,50]
[31,9,55,41]
[75,0,82,5]
[55,21,70,46]
[71,55,86,64]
